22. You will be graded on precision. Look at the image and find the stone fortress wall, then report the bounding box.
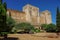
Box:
[7,4,52,29]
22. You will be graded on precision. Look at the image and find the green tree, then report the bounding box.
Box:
[45,24,56,32]
[0,0,8,37]
[56,7,60,31]
[0,0,2,4]
[6,16,15,32]
[3,2,7,11]
[0,0,7,32]
[41,23,56,32]
[56,7,60,35]
[15,22,35,33]
[41,24,48,30]
[0,0,15,36]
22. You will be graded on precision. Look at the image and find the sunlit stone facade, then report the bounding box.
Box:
[7,4,52,28]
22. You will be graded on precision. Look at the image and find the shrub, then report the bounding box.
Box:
[34,28,40,33]
[0,32,9,36]
[14,22,35,33]
[45,24,56,32]
[41,23,57,32]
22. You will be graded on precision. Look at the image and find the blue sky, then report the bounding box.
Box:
[3,0,60,24]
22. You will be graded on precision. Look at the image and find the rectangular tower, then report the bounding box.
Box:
[40,10,52,24]
[23,4,40,25]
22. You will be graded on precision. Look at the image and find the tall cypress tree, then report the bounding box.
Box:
[0,0,2,4]
[56,7,60,33]
[0,0,7,32]
[3,2,7,11]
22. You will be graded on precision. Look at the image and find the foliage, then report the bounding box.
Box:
[0,0,15,35]
[41,23,56,32]
[0,32,9,36]
[3,2,7,11]
[0,0,7,32]
[14,22,35,33]
[15,22,34,30]
[34,28,40,33]
[13,29,17,34]
[45,24,56,32]
[0,0,2,4]
[56,7,60,32]
[41,24,48,30]
[6,16,15,32]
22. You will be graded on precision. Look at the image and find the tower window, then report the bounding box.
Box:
[29,10,32,16]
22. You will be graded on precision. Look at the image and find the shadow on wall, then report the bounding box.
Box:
[0,37,18,40]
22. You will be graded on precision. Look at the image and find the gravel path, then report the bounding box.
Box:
[7,34,60,40]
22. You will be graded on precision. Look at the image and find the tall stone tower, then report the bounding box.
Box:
[40,10,52,24]
[23,4,39,24]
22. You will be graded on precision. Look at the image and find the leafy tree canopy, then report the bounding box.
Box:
[15,22,34,30]
[41,23,56,32]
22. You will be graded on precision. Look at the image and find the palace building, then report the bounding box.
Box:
[7,4,52,29]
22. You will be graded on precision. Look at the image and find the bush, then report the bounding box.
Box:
[45,24,56,32]
[0,32,9,36]
[41,23,57,32]
[34,28,40,33]
[14,22,35,33]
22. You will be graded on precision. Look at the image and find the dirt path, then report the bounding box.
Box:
[8,34,60,40]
